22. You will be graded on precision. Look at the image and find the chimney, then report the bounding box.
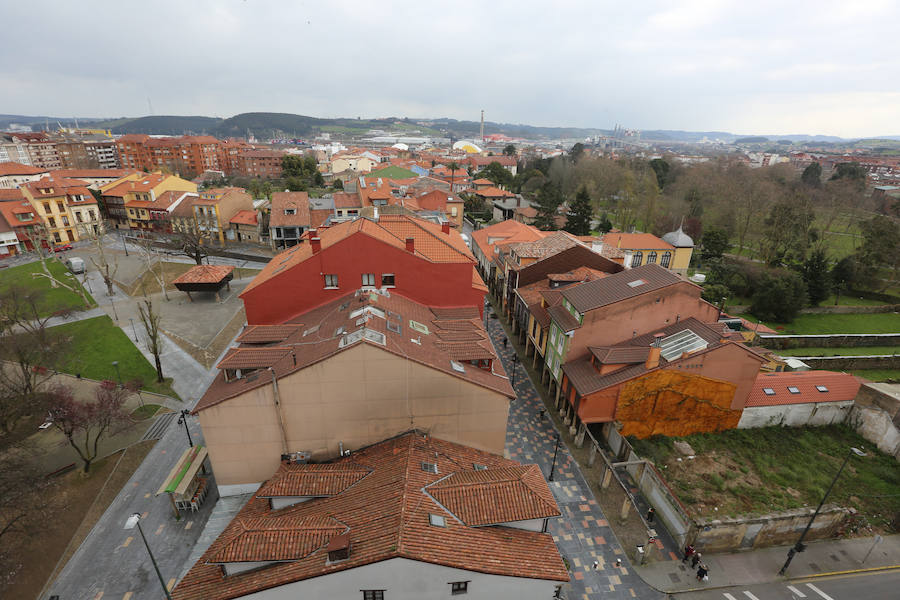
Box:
[405,237,415,252]
[310,237,321,253]
[646,333,665,370]
[441,221,450,234]
[517,196,521,207]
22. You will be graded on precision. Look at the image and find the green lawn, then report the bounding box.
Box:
[49,315,178,398]
[776,346,900,357]
[742,312,900,334]
[364,165,419,180]
[630,425,900,529]
[850,369,900,382]
[131,404,162,420]
[0,259,95,316]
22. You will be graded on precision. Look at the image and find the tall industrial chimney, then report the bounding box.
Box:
[480,110,484,143]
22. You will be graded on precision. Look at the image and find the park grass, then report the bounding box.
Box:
[130,403,162,420]
[0,259,95,316]
[742,311,900,334]
[776,346,900,357]
[630,425,900,530]
[49,315,178,398]
[850,369,900,382]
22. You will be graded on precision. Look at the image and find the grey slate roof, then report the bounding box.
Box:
[560,263,684,313]
[662,226,694,248]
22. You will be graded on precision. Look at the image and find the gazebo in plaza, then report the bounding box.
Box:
[172,264,235,302]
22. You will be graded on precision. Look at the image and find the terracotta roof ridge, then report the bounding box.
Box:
[396,434,417,555]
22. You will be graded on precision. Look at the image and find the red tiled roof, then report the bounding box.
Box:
[0,200,39,226]
[230,209,258,226]
[0,162,46,176]
[172,433,567,600]
[746,371,861,407]
[471,219,546,262]
[602,232,674,251]
[50,168,136,179]
[0,188,25,202]
[236,325,303,344]
[217,346,293,370]
[474,186,516,198]
[172,265,235,285]
[126,189,191,210]
[256,463,372,498]
[270,192,310,228]
[332,191,361,209]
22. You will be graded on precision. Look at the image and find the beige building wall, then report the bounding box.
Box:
[199,344,511,486]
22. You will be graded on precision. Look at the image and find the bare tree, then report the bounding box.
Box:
[28,225,92,307]
[81,226,119,296]
[46,381,130,473]
[0,287,71,433]
[169,220,211,265]
[135,238,170,300]
[138,298,164,382]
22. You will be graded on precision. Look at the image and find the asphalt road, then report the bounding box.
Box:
[674,568,900,600]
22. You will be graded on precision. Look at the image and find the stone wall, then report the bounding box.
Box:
[760,333,900,350]
[737,401,854,429]
[800,304,900,314]
[693,506,849,553]
[850,383,900,460]
[791,355,900,370]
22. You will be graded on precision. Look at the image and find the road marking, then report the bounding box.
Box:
[141,511,149,519]
[144,493,150,498]
[743,592,761,600]
[122,536,133,547]
[787,586,807,597]
[93,593,104,600]
[806,583,836,600]
[167,578,176,590]
[155,524,164,535]
[723,594,738,600]
[185,520,193,530]
[122,593,133,600]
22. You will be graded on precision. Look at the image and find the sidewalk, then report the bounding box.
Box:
[636,530,900,593]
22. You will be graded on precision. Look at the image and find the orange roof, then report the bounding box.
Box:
[103,173,168,196]
[270,192,310,228]
[171,433,566,600]
[0,188,25,202]
[602,232,674,251]
[0,162,46,176]
[125,189,191,210]
[474,186,515,198]
[416,189,462,212]
[230,209,258,226]
[0,200,39,226]
[746,371,862,407]
[471,219,547,262]
[242,215,475,294]
[172,265,235,285]
[50,168,136,179]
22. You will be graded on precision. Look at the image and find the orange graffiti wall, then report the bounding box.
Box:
[615,370,741,438]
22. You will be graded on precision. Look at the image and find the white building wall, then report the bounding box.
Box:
[737,401,853,429]
[237,557,562,600]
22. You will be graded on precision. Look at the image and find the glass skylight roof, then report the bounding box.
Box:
[659,329,708,362]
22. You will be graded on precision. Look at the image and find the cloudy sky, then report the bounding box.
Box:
[2,0,898,138]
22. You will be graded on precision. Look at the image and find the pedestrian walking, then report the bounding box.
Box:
[503,336,508,349]
[691,552,702,569]
[592,560,599,570]
[646,507,655,523]
[696,563,709,582]
[614,558,622,568]
[682,544,695,563]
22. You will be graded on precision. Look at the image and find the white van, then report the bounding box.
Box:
[65,257,85,274]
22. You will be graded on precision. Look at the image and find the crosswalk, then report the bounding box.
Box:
[721,583,837,600]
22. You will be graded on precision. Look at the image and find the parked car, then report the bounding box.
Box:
[53,243,73,252]
[65,256,85,274]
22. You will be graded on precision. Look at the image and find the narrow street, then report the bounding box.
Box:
[486,307,665,600]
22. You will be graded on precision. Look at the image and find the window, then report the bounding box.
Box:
[451,581,469,595]
[48,216,56,228]
[284,208,296,215]
[660,252,672,268]
[324,274,339,288]
[647,251,657,264]
[787,386,800,394]
[816,385,829,392]
[88,210,96,220]
[76,212,84,223]
[361,591,384,600]
[56,202,65,212]
[43,202,51,213]
[473,463,487,471]
[428,513,446,527]
[630,251,643,268]
[362,273,375,287]
[421,462,438,474]
[451,206,458,217]
[763,388,775,396]
[61,216,69,227]
[381,274,395,287]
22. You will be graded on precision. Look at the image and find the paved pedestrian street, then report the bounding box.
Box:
[486,313,664,600]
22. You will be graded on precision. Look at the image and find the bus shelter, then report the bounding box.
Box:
[156,445,212,517]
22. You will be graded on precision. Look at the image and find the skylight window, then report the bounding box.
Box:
[659,329,708,362]
[473,463,487,471]
[363,329,386,345]
[787,386,800,394]
[450,360,466,373]
[387,322,401,334]
[335,326,346,336]
[428,513,446,527]
[409,320,430,335]
[627,279,646,288]
[302,325,319,337]
[763,388,775,396]
[351,306,385,320]
[816,385,829,392]
[421,462,438,474]
[387,310,401,321]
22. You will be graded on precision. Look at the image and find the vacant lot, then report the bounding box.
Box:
[49,315,178,397]
[745,312,900,334]
[629,425,900,533]
[0,259,94,315]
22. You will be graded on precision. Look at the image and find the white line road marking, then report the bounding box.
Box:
[787,585,807,597]
[723,594,738,600]
[743,591,762,600]
[806,583,836,600]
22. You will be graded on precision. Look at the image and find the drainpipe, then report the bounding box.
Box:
[267,367,289,456]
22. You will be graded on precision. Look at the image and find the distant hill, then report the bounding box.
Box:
[93,115,223,135]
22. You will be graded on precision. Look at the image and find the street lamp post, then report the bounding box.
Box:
[510,352,519,388]
[129,317,139,342]
[111,360,122,386]
[778,447,866,576]
[177,409,194,447]
[121,228,129,256]
[124,513,172,600]
[548,433,561,482]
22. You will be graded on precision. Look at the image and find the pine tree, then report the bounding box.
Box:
[533,182,562,230]
[564,187,593,235]
[801,248,831,306]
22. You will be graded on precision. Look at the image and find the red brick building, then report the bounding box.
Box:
[116,135,228,175]
[235,149,285,178]
[240,214,487,325]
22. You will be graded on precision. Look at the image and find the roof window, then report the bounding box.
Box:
[387,310,401,321]
[787,386,800,394]
[387,322,401,334]
[816,385,829,392]
[409,320,430,335]
[335,326,346,336]
[627,279,646,288]
[302,325,319,337]
[428,513,446,527]
[450,360,466,373]
[421,462,438,474]
[473,463,487,471]
[763,388,775,396]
